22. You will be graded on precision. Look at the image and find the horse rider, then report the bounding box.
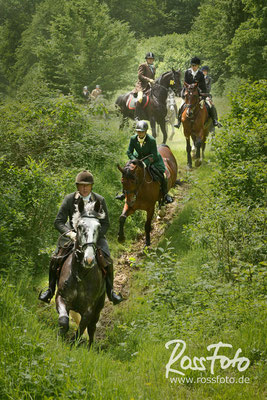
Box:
[115,120,173,204]
[39,170,123,305]
[90,84,102,100]
[83,86,89,99]
[174,57,222,128]
[201,65,212,94]
[133,52,156,119]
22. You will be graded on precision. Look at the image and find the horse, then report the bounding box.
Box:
[117,145,177,247]
[56,198,106,347]
[181,82,213,168]
[115,69,182,144]
[156,89,178,140]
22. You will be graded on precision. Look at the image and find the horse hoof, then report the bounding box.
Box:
[195,159,202,167]
[58,316,69,336]
[118,235,125,243]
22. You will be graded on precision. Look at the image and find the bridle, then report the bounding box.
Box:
[184,86,199,117]
[75,215,99,259]
[155,70,179,94]
[122,161,152,207]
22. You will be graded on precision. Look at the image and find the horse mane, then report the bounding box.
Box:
[72,200,105,230]
[155,70,171,84]
[123,159,144,179]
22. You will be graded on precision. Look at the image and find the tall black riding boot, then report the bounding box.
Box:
[174,105,183,128]
[38,257,58,304]
[209,105,222,127]
[161,175,173,204]
[105,262,123,305]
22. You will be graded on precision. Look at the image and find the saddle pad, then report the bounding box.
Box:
[126,94,149,110]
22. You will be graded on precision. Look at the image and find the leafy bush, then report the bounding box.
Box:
[0,158,65,277]
[186,80,267,284]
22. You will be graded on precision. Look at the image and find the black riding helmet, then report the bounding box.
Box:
[135,120,148,132]
[201,65,209,72]
[145,52,155,59]
[190,56,201,65]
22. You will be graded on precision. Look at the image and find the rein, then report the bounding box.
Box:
[123,158,153,206]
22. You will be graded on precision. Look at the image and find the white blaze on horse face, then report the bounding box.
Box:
[82,218,100,266]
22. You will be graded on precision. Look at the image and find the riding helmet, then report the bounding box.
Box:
[201,65,209,72]
[190,56,201,65]
[75,170,94,185]
[135,120,148,132]
[145,52,155,59]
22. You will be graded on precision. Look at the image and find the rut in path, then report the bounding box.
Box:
[92,182,189,341]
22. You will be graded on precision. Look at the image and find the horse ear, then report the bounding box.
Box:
[78,197,84,213]
[94,200,101,213]
[172,67,175,73]
[117,164,124,173]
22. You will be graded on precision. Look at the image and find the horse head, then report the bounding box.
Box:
[73,197,105,268]
[184,83,200,117]
[117,160,144,207]
[155,69,182,97]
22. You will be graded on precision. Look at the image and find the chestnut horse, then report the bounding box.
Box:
[182,82,212,168]
[117,145,177,246]
[56,198,106,347]
[116,70,182,144]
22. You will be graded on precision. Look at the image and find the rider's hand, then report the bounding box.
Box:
[66,231,77,241]
[142,161,146,168]
[149,79,155,84]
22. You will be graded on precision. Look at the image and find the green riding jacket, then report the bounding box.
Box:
[126,134,166,174]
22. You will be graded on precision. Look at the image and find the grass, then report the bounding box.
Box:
[1,98,266,399]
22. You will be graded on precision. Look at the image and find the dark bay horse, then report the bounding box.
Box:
[56,198,106,347]
[182,82,212,168]
[117,145,177,246]
[116,69,182,144]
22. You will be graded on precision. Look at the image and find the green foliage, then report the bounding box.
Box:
[13,0,136,96]
[102,0,201,37]
[0,158,64,277]
[186,80,266,285]
[0,0,41,85]
[212,81,267,205]
[136,34,192,75]
[226,0,267,79]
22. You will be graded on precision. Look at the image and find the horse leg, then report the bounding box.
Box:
[150,117,156,139]
[87,293,105,348]
[159,120,168,144]
[71,311,91,344]
[118,206,134,243]
[169,124,175,141]
[202,141,206,160]
[145,208,155,247]
[186,138,192,169]
[56,295,69,336]
[195,137,202,167]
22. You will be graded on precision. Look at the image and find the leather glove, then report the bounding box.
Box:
[66,231,77,241]
[142,161,146,168]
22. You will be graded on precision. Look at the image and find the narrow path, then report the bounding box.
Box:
[95,180,190,341]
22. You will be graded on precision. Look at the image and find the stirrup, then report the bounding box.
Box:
[164,194,174,204]
[115,192,125,201]
[174,121,181,129]
[38,288,53,304]
[111,290,123,305]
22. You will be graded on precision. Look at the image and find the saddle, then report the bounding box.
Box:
[126,93,150,110]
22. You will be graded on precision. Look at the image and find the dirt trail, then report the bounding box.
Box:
[95,180,189,340]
